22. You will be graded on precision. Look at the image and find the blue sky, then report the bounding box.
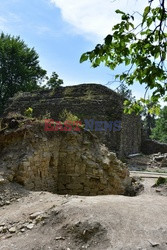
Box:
[0,0,153,99]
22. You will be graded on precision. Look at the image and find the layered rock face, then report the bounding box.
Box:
[4,84,141,157]
[0,119,130,195]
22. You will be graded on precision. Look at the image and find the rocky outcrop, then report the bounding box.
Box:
[0,117,132,196]
[3,83,142,157]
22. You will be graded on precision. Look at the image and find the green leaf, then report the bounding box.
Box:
[124,100,131,105]
[115,9,125,15]
[142,6,150,25]
[125,58,130,65]
[93,58,101,67]
[80,53,89,63]
[120,75,124,81]
[129,23,134,29]
[147,17,152,27]
[144,6,150,16]
[155,52,160,59]
[104,35,112,45]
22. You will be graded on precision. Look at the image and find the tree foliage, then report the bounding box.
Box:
[45,72,63,89]
[0,33,46,113]
[116,83,135,101]
[80,0,167,113]
[142,100,156,137]
[151,106,167,143]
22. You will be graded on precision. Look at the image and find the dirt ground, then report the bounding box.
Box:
[0,178,167,250]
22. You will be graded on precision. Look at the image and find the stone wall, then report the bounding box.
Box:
[141,139,167,155]
[0,119,131,196]
[4,84,142,157]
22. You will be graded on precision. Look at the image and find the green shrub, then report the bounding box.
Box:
[24,107,33,118]
[59,109,80,122]
[155,177,167,186]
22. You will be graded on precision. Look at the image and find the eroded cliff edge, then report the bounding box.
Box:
[0,117,132,196]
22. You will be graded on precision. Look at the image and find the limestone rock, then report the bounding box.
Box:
[29,211,44,220]
[26,223,34,230]
[0,118,132,196]
[9,227,16,233]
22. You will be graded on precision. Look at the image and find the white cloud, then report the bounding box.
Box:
[35,25,53,35]
[0,17,7,31]
[8,12,21,23]
[0,13,21,33]
[51,0,147,42]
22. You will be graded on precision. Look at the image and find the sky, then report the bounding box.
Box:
[0,0,153,99]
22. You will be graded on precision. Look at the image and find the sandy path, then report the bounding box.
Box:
[0,178,166,250]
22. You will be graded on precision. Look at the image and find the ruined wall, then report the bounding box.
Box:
[141,139,167,155]
[0,119,130,195]
[120,114,141,157]
[4,84,141,156]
